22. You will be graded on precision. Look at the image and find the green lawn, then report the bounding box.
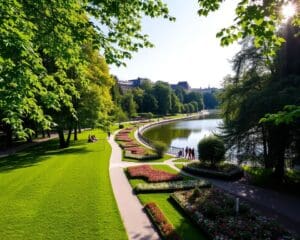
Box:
[139,193,206,240]
[127,164,205,240]
[173,158,191,163]
[0,130,127,240]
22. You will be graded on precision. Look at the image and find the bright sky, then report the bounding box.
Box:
[109,0,241,88]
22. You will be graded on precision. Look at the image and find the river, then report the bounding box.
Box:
[143,117,222,154]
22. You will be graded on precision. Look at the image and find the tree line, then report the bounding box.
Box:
[111,79,219,121]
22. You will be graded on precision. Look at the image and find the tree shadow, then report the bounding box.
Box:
[0,139,92,173]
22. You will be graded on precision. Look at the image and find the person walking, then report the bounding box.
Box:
[185,147,188,158]
[191,148,195,160]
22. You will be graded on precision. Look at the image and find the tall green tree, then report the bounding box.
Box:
[121,93,137,118]
[0,0,174,147]
[152,81,172,115]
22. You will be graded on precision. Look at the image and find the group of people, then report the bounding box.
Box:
[88,134,98,143]
[177,146,195,160]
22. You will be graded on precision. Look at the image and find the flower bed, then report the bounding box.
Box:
[124,146,146,154]
[119,142,140,148]
[183,162,243,180]
[170,188,295,240]
[127,165,183,182]
[144,202,181,240]
[134,180,210,193]
[116,128,159,159]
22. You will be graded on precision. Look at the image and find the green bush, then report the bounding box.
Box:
[153,141,167,158]
[198,136,225,166]
[139,112,154,119]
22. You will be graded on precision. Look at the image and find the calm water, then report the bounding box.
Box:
[143,118,222,152]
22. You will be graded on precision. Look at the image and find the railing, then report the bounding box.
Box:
[137,131,155,149]
[168,146,185,156]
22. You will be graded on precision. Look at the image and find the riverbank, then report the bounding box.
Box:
[135,110,216,156]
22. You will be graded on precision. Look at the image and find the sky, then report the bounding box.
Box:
[109,0,241,88]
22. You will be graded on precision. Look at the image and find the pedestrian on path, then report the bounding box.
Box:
[185,146,188,158]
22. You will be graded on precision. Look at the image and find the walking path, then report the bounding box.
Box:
[108,133,160,240]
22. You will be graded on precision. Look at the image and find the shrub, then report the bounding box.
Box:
[153,141,167,158]
[119,124,124,129]
[198,136,225,166]
[139,112,154,119]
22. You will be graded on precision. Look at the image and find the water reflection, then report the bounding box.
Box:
[144,118,222,151]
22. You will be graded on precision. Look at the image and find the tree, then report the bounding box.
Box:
[198,0,300,56]
[0,0,174,147]
[220,24,300,181]
[152,82,172,115]
[185,92,203,110]
[203,92,219,109]
[121,94,137,118]
[131,88,145,113]
[142,93,158,113]
[170,92,182,114]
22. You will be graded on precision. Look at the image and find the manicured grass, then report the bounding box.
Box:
[0,130,127,240]
[173,158,192,163]
[175,163,185,169]
[138,193,206,240]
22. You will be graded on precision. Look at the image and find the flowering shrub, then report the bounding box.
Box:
[134,180,210,193]
[127,165,183,182]
[171,188,295,240]
[144,202,181,240]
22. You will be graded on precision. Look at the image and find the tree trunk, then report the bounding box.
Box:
[74,125,78,141]
[268,125,289,182]
[42,131,45,138]
[58,129,67,148]
[65,128,72,147]
[262,126,273,169]
[5,125,13,148]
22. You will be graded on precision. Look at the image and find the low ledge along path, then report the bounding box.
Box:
[108,132,160,240]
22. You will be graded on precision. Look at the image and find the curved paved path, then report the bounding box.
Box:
[108,133,160,240]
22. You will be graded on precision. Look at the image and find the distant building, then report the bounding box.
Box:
[171,81,191,90]
[117,77,149,92]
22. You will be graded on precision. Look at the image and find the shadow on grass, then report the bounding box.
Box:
[0,139,91,173]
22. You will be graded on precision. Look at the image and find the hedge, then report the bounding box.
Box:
[134,180,211,193]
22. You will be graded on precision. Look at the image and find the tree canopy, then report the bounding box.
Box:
[198,0,300,56]
[0,0,174,146]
